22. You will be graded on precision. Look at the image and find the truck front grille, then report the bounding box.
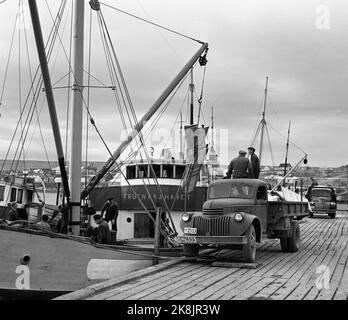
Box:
[193,216,231,236]
[202,208,224,215]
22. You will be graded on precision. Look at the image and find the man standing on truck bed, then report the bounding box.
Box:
[226,150,253,179]
[248,146,260,179]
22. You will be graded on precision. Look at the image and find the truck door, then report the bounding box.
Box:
[256,185,268,234]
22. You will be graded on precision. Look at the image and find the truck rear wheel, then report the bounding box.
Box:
[242,224,257,263]
[280,236,289,251]
[183,244,199,257]
[281,221,300,252]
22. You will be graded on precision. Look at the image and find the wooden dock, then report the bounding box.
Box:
[57,208,348,300]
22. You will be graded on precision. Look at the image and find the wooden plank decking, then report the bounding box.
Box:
[57,208,348,300]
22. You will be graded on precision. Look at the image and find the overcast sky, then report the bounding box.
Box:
[0,0,347,168]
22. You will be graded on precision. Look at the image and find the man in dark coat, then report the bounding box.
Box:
[248,147,260,179]
[226,150,253,179]
[8,202,20,221]
[56,204,69,234]
[92,214,112,244]
[101,197,119,233]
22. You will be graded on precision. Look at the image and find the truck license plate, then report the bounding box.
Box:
[184,227,197,235]
[178,236,197,244]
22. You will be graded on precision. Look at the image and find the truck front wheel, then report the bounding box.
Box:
[328,212,336,219]
[281,221,300,252]
[242,224,257,263]
[183,244,199,257]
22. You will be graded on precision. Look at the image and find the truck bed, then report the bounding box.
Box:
[267,201,309,224]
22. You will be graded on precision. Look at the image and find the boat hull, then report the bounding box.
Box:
[0,227,178,298]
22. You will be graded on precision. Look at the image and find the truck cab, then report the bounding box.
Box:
[179,179,308,262]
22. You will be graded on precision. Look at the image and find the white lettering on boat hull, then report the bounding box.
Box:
[15,265,30,289]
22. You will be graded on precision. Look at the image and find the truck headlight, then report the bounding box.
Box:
[330,202,336,208]
[182,213,191,222]
[234,213,243,222]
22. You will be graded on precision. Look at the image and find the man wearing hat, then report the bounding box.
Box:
[226,150,253,179]
[92,213,112,244]
[248,147,260,179]
[101,197,119,236]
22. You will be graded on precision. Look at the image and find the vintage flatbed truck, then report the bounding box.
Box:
[178,179,309,262]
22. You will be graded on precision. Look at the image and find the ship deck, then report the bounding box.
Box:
[57,205,348,300]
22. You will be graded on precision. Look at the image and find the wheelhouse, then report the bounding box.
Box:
[0,175,36,219]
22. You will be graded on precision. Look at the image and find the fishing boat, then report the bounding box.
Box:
[0,0,210,299]
[88,107,220,241]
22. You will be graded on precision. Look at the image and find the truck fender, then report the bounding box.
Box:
[251,217,262,242]
[240,214,261,243]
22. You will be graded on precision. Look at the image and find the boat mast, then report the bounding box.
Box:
[69,0,85,235]
[189,68,194,125]
[259,76,268,164]
[209,105,215,182]
[28,0,70,203]
[283,120,291,178]
[81,43,209,199]
[211,105,214,150]
[179,111,184,160]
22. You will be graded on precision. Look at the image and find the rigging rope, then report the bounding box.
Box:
[1,0,67,173]
[197,63,207,124]
[0,8,19,118]
[99,2,204,44]
[265,124,275,167]
[268,123,307,155]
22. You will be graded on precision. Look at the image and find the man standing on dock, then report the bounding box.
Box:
[101,197,119,238]
[226,150,253,179]
[248,147,261,179]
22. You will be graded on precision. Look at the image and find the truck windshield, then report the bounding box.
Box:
[311,188,332,198]
[209,183,254,199]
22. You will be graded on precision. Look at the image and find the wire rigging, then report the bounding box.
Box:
[1,0,68,173]
[0,9,19,118]
[99,2,204,44]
